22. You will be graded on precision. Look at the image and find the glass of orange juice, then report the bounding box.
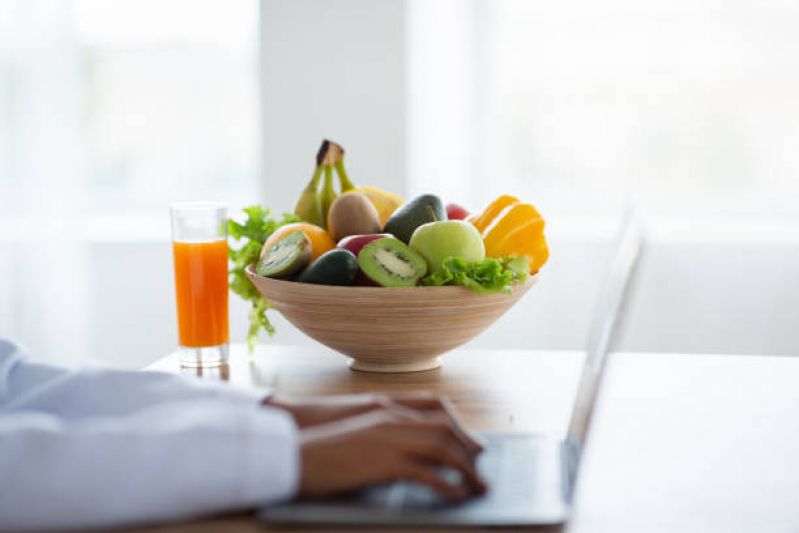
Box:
[170,202,229,367]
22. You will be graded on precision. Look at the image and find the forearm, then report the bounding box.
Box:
[0,399,298,531]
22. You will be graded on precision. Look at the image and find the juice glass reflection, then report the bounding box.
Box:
[170,202,229,367]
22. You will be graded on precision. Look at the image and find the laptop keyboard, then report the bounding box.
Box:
[366,437,537,510]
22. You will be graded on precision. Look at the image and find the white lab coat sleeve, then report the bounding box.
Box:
[0,399,299,531]
[0,338,269,419]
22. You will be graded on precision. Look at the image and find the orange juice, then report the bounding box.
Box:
[172,239,229,347]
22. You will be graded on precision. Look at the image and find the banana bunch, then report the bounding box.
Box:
[294,140,355,229]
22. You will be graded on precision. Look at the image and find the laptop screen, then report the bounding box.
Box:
[563,213,644,494]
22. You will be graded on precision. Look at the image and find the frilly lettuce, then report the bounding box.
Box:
[420,256,530,294]
[228,206,302,352]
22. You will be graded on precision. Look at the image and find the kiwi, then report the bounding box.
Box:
[327,193,382,243]
[295,249,358,286]
[357,238,428,287]
[256,232,312,278]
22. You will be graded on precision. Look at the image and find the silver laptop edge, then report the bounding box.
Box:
[563,211,645,502]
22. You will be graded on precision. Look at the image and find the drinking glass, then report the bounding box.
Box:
[170,202,229,367]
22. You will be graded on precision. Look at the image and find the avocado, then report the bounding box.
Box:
[382,194,446,244]
[295,249,358,286]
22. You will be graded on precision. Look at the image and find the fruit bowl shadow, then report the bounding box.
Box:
[246,264,538,373]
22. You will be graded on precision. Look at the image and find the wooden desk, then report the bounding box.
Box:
[136,345,799,533]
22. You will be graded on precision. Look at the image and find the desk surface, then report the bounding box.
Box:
[136,345,799,533]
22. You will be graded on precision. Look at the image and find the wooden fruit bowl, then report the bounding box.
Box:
[246,264,538,373]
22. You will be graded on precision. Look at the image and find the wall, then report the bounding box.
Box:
[259,0,408,210]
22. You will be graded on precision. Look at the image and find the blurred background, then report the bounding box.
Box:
[1,0,797,368]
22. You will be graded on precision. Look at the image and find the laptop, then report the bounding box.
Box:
[259,215,644,526]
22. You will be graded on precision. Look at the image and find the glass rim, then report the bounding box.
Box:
[170,201,226,212]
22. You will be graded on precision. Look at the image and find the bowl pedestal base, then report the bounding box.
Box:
[347,357,442,373]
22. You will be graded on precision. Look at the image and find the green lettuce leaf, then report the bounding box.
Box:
[228,207,303,352]
[421,256,530,295]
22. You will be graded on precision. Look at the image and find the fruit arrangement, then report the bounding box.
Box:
[229,140,549,350]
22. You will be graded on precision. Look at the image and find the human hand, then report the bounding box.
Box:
[297,408,487,502]
[264,392,483,454]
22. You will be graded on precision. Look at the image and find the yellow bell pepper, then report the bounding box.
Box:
[468,195,518,234]
[472,198,549,274]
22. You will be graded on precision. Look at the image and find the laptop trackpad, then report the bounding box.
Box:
[362,467,463,510]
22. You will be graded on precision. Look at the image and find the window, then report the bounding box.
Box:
[407,0,799,225]
[0,0,260,220]
[0,0,260,366]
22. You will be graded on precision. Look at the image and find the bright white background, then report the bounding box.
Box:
[1,0,797,368]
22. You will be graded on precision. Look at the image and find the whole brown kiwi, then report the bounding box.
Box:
[328,192,382,243]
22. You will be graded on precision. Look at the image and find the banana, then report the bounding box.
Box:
[318,139,355,193]
[320,165,337,227]
[335,157,355,192]
[294,166,325,228]
[300,139,352,229]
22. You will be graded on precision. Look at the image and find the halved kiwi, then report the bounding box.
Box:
[357,238,428,287]
[256,232,312,278]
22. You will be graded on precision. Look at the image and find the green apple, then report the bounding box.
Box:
[409,220,485,273]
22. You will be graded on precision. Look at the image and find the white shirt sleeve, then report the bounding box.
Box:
[0,338,269,418]
[0,339,300,531]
